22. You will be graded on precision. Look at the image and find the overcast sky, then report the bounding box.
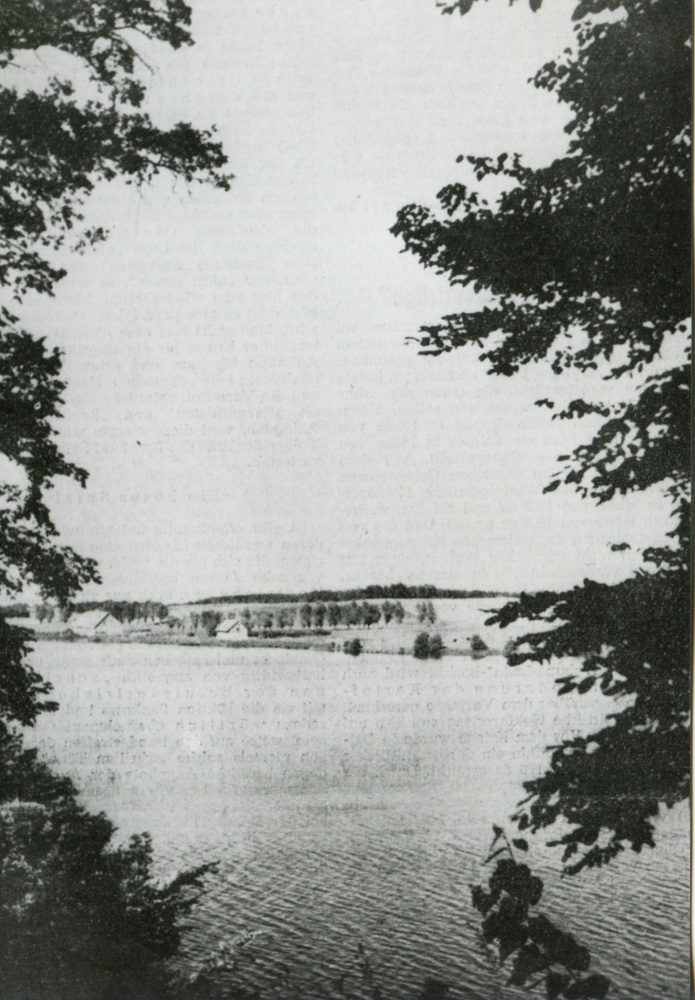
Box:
[14,0,681,602]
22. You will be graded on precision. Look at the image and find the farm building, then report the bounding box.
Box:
[68,611,122,636]
[215,619,249,638]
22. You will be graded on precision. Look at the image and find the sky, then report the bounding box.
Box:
[10,0,683,602]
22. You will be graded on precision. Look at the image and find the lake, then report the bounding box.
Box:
[26,638,689,999]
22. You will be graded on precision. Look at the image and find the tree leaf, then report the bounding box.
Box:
[576,676,596,695]
[557,682,576,695]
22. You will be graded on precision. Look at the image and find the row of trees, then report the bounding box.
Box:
[86,600,170,624]
[189,610,224,636]
[32,598,414,633]
[33,600,170,624]
[236,600,407,631]
[0,2,232,996]
[187,600,414,638]
[415,600,437,624]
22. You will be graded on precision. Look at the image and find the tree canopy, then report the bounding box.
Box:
[0,0,231,302]
[395,0,689,376]
[393,0,690,877]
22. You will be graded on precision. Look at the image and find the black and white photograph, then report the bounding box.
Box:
[0,1,690,998]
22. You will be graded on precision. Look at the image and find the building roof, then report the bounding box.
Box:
[215,619,243,633]
[70,610,114,629]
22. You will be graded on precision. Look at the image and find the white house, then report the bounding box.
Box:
[215,619,249,639]
[68,610,122,636]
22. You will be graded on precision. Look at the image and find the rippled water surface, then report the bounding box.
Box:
[29,638,688,999]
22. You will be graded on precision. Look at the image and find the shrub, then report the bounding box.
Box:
[429,634,445,659]
[470,634,489,657]
[0,727,215,999]
[414,632,446,659]
[413,632,430,659]
[344,638,363,656]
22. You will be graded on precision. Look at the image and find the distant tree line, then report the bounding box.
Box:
[197,584,517,604]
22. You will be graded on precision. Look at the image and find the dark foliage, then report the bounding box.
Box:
[0,615,57,726]
[200,609,223,636]
[487,571,690,873]
[0,331,100,602]
[0,736,216,999]
[362,601,381,627]
[471,827,610,998]
[0,1,231,302]
[0,632,217,999]
[344,638,363,656]
[0,4,231,997]
[394,0,691,881]
[394,0,689,379]
[417,599,437,624]
[0,0,232,603]
[71,599,169,622]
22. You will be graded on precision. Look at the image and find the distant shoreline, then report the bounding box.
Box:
[31,630,499,657]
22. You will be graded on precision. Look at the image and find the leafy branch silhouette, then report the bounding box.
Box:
[471,827,611,999]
